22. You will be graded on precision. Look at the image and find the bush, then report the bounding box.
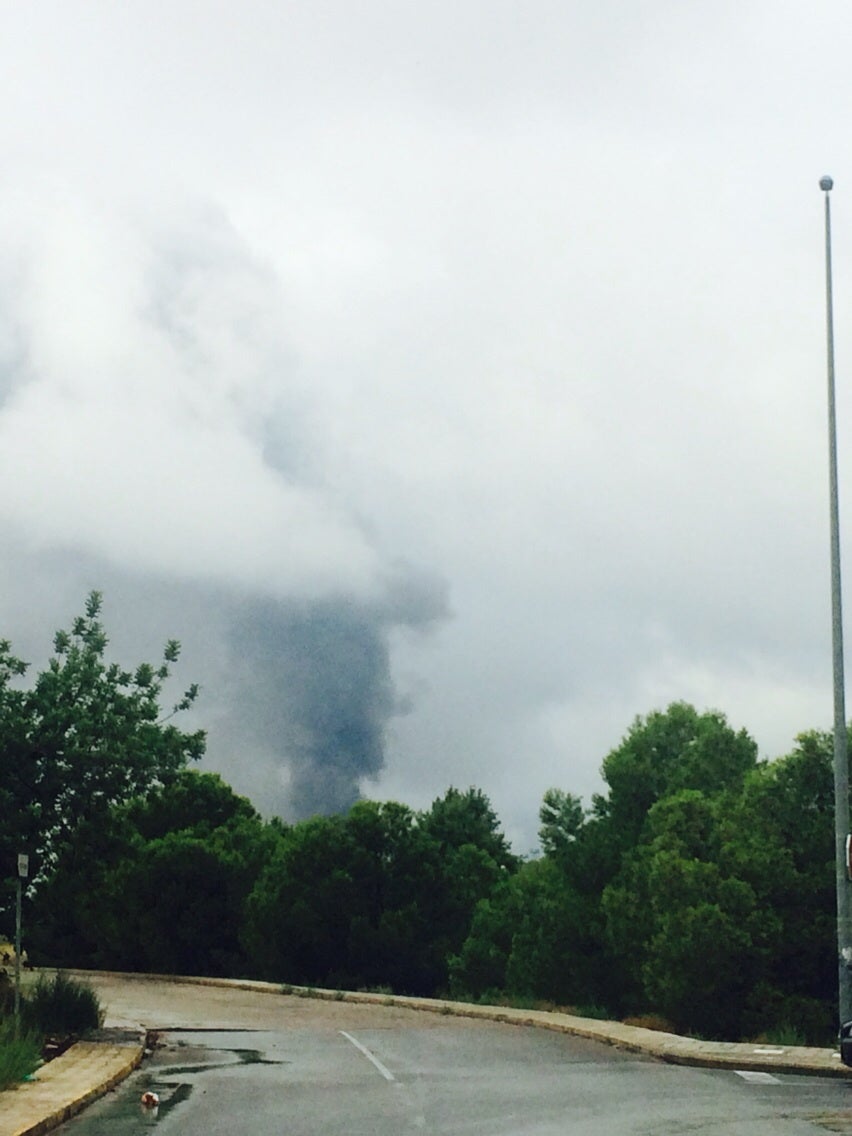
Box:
[0,1018,41,1090]
[570,1004,612,1020]
[22,972,102,1037]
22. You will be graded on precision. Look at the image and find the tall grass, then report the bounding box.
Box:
[0,1017,41,1090]
[753,1024,808,1047]
[22,972,102,1038]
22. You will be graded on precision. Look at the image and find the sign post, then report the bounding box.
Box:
[14,853,28,1037]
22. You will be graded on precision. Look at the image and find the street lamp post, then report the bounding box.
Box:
[820,175,852,1030]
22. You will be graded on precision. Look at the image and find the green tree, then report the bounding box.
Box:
[0,592,205,897]
[600,788,779,1036]
[244,791,514,995]
[599,702,757,852]
[448,877,521,999]
[538,788,585,863]
[505,857,606,1008]
[421,787,518,871]
[30,770,276,975]
[242,812,362,985]
[718,732,837,1040]
[419,787,516,983]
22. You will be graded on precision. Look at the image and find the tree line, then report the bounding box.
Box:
[0,596,842,1043]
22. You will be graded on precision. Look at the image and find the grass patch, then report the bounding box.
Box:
[0,1017,42,1091]
[22,972,102,1038]
[751,1024,807,1047]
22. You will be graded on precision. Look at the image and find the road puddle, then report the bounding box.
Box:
[56,1035,289,1133]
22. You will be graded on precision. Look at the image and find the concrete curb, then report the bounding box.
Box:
[0,1041,144,1136]
[66,969,852,1080]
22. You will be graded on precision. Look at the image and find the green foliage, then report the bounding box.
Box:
[244,790,515,994]
[0,592,205,895]
[451,857,608,1009]
[449,887,517,999]
[450,703,838,1041]
[7,674,844,1041]
[599,702,757,851]
[538,789,585,863]
[30,772,276,976]
[720,734,837,1037]
[0,1018,41,1090]
[22,971,101,1036]
[421,786,518,871]
[757,1024,807,1046]
[505,858,606,1006]
[572,1004,612,1020]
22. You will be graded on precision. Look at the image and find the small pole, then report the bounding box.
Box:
[14,853,27,1037]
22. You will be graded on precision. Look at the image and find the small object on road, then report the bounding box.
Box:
[140,1091,160,1108]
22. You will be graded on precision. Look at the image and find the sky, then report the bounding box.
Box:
[0,1,850,851]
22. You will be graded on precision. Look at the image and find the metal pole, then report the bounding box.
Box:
[14,876,21,1037]
[821,174,852,1027]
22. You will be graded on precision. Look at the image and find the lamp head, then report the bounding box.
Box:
[821,176,834,192]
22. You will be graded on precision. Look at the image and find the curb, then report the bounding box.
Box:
[0,1042,144,1136]
[66,969,852,1080]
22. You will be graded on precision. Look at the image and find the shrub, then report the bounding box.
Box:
[0,1018,41,1090]
[22,972,102,1037]
[570,1004,611,1020]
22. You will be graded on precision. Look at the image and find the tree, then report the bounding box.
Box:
[504,857,606,1009]
[0,593,205,941]
[538,788,585,863]
[718,732,838,1040]
[243,791,515,995]
[598,702,757,852]
[30,770,277,975]
[419,787,517,980]
[598,787,784,1037]
[242,813,362,985]
[0,592,205,896]
[421,787,518,871]
[448,878,521,999]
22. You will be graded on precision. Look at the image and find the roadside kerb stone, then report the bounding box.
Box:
[65,969,852,1079]
[0,1041,143,1136]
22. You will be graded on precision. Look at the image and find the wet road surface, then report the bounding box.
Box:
[55,1022,852,1136]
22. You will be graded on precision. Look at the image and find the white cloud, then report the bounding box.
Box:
[0,195,382,600]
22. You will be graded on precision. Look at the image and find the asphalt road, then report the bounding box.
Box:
[53,977,852,1135]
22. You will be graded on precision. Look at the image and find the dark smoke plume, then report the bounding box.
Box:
[224,569,448,818]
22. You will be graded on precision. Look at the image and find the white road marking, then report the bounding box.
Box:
[752,1047,785,1055]
[340,1030,396,1082]
[734,1070,782,1084]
